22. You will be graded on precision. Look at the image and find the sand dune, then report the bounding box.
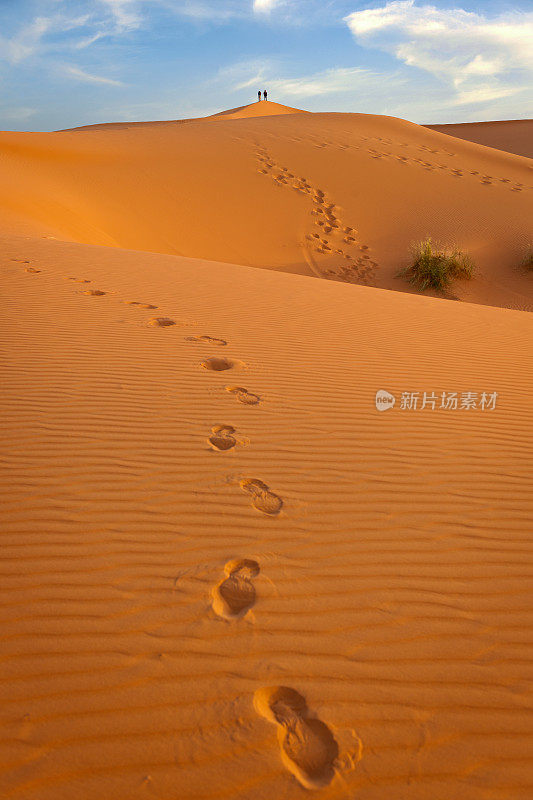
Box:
[425,119,533,160]
[1,102,533,799]
[1,102,531,310]
[1,229,532,799]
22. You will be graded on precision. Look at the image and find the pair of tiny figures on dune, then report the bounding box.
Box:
[258,90,268,101]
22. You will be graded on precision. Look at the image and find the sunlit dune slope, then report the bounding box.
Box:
[425,119,533,159]
[0,103,531,309]
[209,100,307,119]
[1,230,532,800]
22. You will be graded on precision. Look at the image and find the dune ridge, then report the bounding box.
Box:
[1,228,532,798]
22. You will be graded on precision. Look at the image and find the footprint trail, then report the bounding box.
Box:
[255,145,378,285]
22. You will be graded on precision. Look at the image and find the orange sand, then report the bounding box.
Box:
[1,103,532,799]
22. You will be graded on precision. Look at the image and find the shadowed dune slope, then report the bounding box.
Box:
[425,119,533,160]
[1,231,532,800]
[0,105,531,310]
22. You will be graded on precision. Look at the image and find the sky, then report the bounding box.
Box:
[0,0,531,131]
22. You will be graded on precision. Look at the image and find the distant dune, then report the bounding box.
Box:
[1,102,533,800]
[425,118,533,159]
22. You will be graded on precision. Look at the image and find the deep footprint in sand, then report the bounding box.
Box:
[125,301,158,309]
[212,559,260,619]
[25,267,41,273]
[83,289,106,296]
[148,317,176,327]
[201,356,234,371]
[226,386,260,405]
[254,686,339,790]
[240,478,282,515]
[186,335,227,346]
[209,425,237,451]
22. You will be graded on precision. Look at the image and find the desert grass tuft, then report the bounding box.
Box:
[397,238,475,292]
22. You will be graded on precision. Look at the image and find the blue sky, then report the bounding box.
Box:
[0,0,531,131]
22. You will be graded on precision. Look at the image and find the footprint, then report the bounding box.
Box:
[254,686,339,790]
[148,317,176,327]
[209,425,237,451]
[202,356,234,371]
[25,267,41,273]
[186,335,227,346]
[240,479,282,516]
[125,301,158,309]
[226,386,260,405]
[83,289,106,296]
[212,559,260,619]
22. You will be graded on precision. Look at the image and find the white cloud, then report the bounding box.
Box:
[253,0,284,12]
[344,2,533,106]
[62,65,123,85]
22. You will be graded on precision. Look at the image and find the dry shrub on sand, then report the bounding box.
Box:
[398,238,475,292]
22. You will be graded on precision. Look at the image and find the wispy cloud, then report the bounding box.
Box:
[218,58,407,112]
[263,66,396,97]
[98,0,143,31]
[0,16,52,64]
[0,106,36,122]
[61,65,124,85]
[0,13,93,64]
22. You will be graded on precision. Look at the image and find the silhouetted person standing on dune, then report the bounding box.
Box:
[263,90,268,101]
[258,90,261,102]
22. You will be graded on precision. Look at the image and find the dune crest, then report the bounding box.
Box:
[209,100,307,119]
